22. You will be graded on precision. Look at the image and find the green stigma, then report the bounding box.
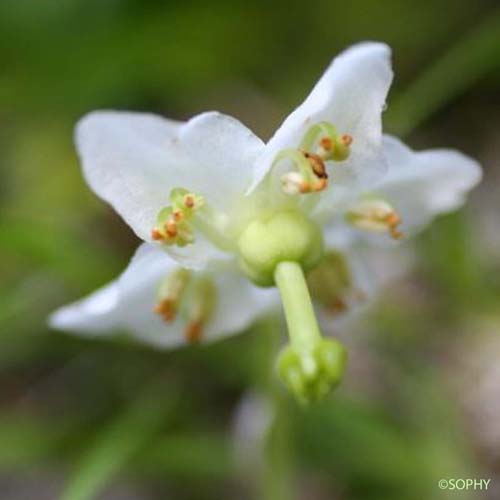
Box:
[236,209,347,403]
[274,261,347,404]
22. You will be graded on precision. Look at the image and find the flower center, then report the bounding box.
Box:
[154,269,216,344]
[275,121,352,195]
[237,210,324,286]
[151,188,234,251]
[347,198,403,239]
[151,188,204,246]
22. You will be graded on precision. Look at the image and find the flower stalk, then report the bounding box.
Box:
[274,261,347,404]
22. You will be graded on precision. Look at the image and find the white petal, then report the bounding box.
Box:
[49,244,277,349]
[49,244,181,343]
[76,111,185,242]
[206,266,279,343]
[319,236,413,326]
[375,135,482,233]
[249,42,393,192]
[49,282,121,334]
[345,242,413,300]
[179,111,265,211]
[76,110,264,267]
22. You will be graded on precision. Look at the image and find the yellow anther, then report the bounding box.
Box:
[302,150,328,180]
[311,177,328,192]
[164,218,178,238]
[386,212,403,239]
[185,320,203,344]
[347,198,403,240]
[151,228,164,241]
[341,134,352,147]
[172,209,184,222]
[182,276,216,344]
[183,194,196,209]
[151,189,205,246]
[319,137,333,152]
[154,268,191,323]
[275,122,353,197]
[281,172,310,195]
[154,298,177,322]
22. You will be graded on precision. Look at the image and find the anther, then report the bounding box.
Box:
[165,219,178,238]
[151,228,164,241]
[341,134,352,146]
[151,188,205,246]
[172,209,184,222]
[185,320,203,344]
[281,172,310,195]
[319,137,333,152]
[275,121,355,197]
[154,299,177,322]
[347,198,404,240]
[182,276,216,345]
[386,212,403,239]
[154,268,191,324]
[184,195,195,209]
[302,151,328,179]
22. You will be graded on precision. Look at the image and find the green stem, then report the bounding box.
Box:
[274,261,321,352]
[386,9,500,137]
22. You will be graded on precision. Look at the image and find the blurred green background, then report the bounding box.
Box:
[1,1,500,499]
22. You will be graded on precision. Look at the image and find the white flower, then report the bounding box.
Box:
[50,243,278,349]
[50,42,481,402]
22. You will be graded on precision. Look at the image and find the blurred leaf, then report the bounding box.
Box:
[386,8,500,136]
[60,379,176,500]
[0,414,71,467]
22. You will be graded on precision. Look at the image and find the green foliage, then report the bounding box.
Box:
[0,1,499,499]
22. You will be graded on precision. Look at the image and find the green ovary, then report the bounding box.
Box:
[237,210,324,287]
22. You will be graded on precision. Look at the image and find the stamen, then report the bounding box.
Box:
[386,212,403,239]
[341,134,353,146]
[307,251,364,316]
[273,121,352,197]
[183,276,216,344]
[185,320,203,344]
[302,151,327,179]
[151,188,233,251]
[151,228,164,241]
[347,198,404,240]
[154,268,191,323]
[281,172,310,195]
[319,137,333,153]
[164,219,178,238]
[154,270,217,345]
[151,189,204,246]
[154,298,177,322]
[184,195,195,209]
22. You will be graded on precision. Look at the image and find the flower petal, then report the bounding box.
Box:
[49,244,180,343]
[375,135,482,233]
[178,111,265,211]
[76,111,185,242]
[249,42,393,192]
[319,234,413,323]
[207,265,279,343]
[49,244,277,349]
[76,110,264,267]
